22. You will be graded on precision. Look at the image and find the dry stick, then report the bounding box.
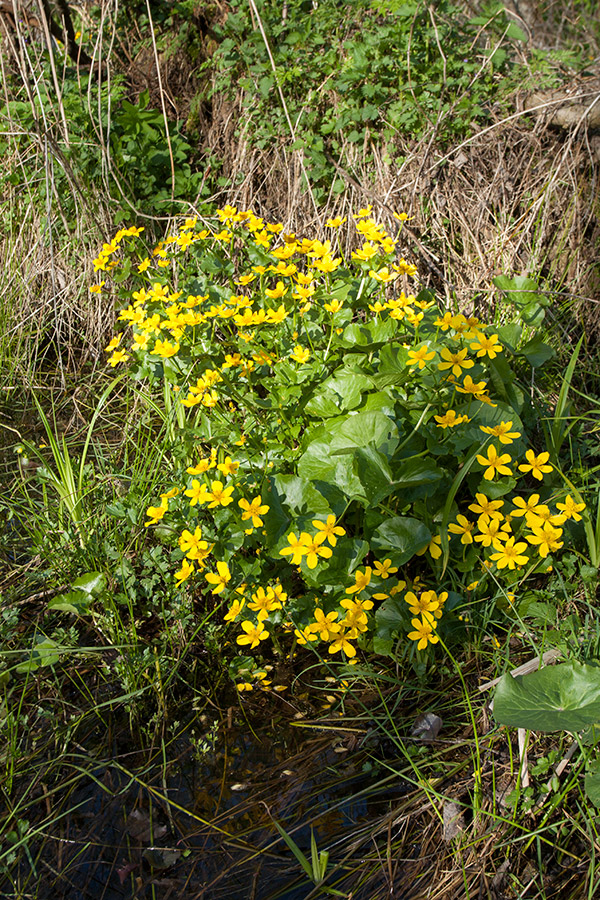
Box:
[247,0,320,221]
[145,0,176,207]
[518,727,529,789]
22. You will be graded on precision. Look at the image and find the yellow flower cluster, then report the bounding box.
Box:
[102,205,419,372]
[448,491,585,571]
[100,204,585,670]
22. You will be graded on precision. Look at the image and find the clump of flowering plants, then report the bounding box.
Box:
[94,206,585,678]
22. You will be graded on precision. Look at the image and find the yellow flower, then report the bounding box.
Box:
[470,333,502,359]
[266,304,289,324]
[347,567,372,594]
[265,281,288,300]
[325,216,347,227]
[415,534,443,560]
[448,514,475,544]
[290,345,310,364]
[205,561,231,594]
[437,346,474,378]
[312,515,346,546]
[511,494,543,520]
[187,455,216,475]
[217,456,240,477]
[455,375,488,396]
[476,445,513,480]
[313,254,342,273]
[223,597,246,622]
[108,349,130,367]
[179,527,211,563]
[518,450,553,481]
[352,242,379,262]
[280,532,309,565]
[104,334,122,352]
[407,345,435,370]
[526,523,564,558]
[434,409,470,429]
[150,339,180,358]
[489,537,529,570]
[300,532,333,569]
[480,421,521,445]
[328,628,357,657]
[205,480,235,508]
[237,620,269,649]
[239,495,269,528]
[90,282,105,293]
[373,559,398,579]
[405,591,440,617]
[248,586,282,620]
[468,493,505,520]
[145,502,167,526]
[311,608,340,640]
[369,266,397,283]
[174,559,194,586]
[555,494,586,521]
[294,625,319,646]
[407,615,439,650]
[184,480,210,506]
[474,516,510,548]
[434,312,454,331]
[324,298,344,314]
[339,598,369,633]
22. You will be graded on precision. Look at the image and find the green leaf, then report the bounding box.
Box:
[585,759,600,807]
[391,456,443,493]
[371,516,431,565]
[272,474,332,517]
[494,661,600,732]
[520,301,545,328]
[326,369,374,410]
[496,322,522,352]
[493,275,546,308]
[304,393,341,417]
[518,337,556,369]
[298,439,364,498]
[374,596,406,656]
[354,445,394,505]
[16,637,62,673]
[331,411,399,453]
[506,21,527,41]
[48,589,93,615]
[72,571,107,595]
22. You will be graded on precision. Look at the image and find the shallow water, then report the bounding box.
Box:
[3,705,410,899]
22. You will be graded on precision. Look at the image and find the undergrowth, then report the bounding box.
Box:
[1,1,600,898]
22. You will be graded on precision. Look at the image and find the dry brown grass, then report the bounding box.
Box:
[2,1,599,379]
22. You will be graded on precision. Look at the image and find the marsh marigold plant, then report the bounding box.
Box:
[95,206,586,674]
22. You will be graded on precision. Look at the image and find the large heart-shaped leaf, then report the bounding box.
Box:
[371,516,431,565]
[493,661,600,732]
